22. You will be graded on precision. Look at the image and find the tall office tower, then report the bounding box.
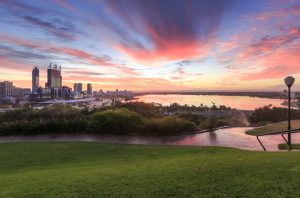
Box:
[77,83,82,93]
[87,83,92,94]
[74,83,78,93]
[73,83,82,94]
[46,63,62,89]
[46,63,62,99]
[32,67,39,93]
[0,81,13,98]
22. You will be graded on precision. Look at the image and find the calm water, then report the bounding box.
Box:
[1,127,299,151]
[135,94,285,110]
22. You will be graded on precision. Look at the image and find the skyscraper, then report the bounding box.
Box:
[77,83,83,93]
[32,67,39,93]
[73,83,82,95]
[46,64,62,89]
[46,63,62,99]
[74,83,78,93]
[87,83,92,95]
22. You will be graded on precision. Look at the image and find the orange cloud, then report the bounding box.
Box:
[241,44,300,80]
[117,40,206,64]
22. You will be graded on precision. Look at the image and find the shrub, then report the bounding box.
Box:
[117,102,161,118]
[199,116,216,130]
[0,105,87,135]
[176,113,206,125]
[88,109,144,134]
[250,106,300,123]
[199,116,229,130]
[143,116,197,135]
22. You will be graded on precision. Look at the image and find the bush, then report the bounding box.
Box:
[143,116,197,135]
[0,105,87,135]
[88,109,144,134]
[0,104,205,136]
[176,113,205,125]
[117,102,161,118]
[250,106,300,123]
[199,116,228,130]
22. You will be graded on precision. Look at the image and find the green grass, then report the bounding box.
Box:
[278,143,300,150]
[1,143,300,197]
[246,119,300,135]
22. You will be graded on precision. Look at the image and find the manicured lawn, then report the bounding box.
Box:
[1,143,300,197]
[246,119,300,135]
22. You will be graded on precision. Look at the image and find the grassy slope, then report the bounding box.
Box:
[0,143,300,197]
[246,119,300,135]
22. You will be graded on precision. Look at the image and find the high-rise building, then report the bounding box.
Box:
[46,63,62,89]
[87,83,92,95]
[78,83,82,93]
[46,64,62,99]
[0,81,13,98]
[73,83,83,98]
[73,83,78,93]
[32,66,39,93]
[74,83,82,94]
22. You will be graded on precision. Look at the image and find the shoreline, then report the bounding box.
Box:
[2,126,299,152]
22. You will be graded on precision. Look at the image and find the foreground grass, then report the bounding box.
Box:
[278,143,300,150]
[246,119,300,135]
[1,143,300,197]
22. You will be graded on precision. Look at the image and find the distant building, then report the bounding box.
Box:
[73,83,78,93]
[37,87,52,100]
[62,86,72,99]
[46,63,62,99]
[32,67,39,93]
[12,86,31,97]
[73,83,82,95]
[87,83,92,95]
[0,81,13,98]
[46,64,62,89]
[94,89,134,99]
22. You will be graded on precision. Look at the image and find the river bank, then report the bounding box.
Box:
[1,127,300,151]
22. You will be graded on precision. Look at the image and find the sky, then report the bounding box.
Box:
[0,0,300,91]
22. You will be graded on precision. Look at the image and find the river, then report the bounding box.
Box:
[134,94,285,110]
[1,127,299,151]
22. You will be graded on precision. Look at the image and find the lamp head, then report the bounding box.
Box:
[284,76,295,87]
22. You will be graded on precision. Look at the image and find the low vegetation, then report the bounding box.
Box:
[0,105,87,135]
[1,143,300,197]
[143,116,197,135]
[249,105,300,124]
[1,102,298,136]
[88,109,144,134]
[0,102,247,136]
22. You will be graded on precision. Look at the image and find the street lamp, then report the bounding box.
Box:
[284,76,295,147]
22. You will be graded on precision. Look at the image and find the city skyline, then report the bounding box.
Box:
[0,0,300,91]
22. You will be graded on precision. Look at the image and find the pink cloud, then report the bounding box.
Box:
[240,44,300,80]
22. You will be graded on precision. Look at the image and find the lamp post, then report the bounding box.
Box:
[284,76,295,147]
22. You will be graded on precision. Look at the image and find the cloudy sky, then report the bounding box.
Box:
[0,0,300,91]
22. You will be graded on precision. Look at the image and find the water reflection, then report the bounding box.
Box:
[1,127,299,151]
[135,94,285,110]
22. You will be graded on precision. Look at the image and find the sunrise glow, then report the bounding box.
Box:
[0,0,300,91]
